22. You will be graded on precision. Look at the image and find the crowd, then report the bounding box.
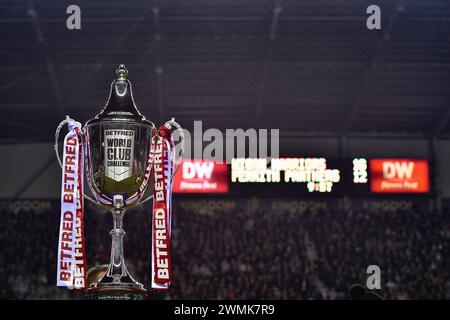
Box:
[304,208,450,299]
[0,200,449,299]
[169,207,317,299]
[0,206,67,299]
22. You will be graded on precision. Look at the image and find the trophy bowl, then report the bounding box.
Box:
[84,120,154,209]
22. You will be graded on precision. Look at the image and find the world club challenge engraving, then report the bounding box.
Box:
[54,65,184,300]
[104,129,135,181]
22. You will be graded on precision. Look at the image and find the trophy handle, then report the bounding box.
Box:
[138,117,184,205]
[54,116,99,205]
[164,117,184,177]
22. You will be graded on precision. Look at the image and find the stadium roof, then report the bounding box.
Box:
[1,0,449,142]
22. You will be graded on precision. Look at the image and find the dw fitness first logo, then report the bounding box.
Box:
[173,160,229,194]
[370,159,430,193]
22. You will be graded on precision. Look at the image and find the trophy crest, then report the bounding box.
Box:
[54,65,183,300]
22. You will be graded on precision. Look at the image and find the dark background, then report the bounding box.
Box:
[1,0,450,140]
[0,0,449,300]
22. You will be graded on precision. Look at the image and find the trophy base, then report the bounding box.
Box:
[86,282,147,300]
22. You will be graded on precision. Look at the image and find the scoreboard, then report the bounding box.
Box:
[230,158,431,196]
[173,158,432,196]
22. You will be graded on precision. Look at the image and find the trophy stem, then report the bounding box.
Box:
[86,195,146,299]
[107,205,128,282]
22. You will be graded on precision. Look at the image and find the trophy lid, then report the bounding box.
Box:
[85,64,152,126]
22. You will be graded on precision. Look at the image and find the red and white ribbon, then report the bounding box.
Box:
[57,120,87,289]
[151,126,174,290]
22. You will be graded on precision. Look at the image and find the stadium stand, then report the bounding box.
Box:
[1,200,448,299]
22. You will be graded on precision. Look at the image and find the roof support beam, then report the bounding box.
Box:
[152,6,165,124]
[281,130,434,140]
[1,15,450,25]
[135,3,164,123]
[81,17,146,85]
[253,0,282,126]
[26,0,66,118]
[0,117,48,137]
[433,106,450,137]
[340,4,402,135]
[0,70,40,94]
[12,153,55,200]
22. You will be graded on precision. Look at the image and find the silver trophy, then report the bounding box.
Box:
[54,65,183,299]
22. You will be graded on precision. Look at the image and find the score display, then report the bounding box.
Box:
[231,158,340,193]
[353,158,368,184]
[229,158,431,196]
